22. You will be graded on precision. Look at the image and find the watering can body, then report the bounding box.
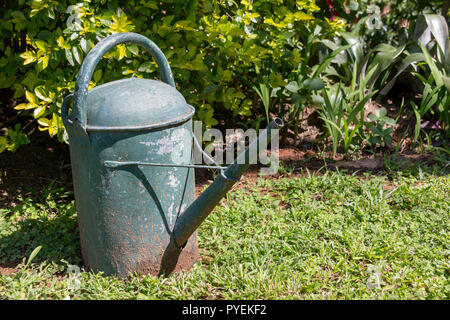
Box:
[67,116,198,277]
[62,33,283,277]
[62,34,199,277]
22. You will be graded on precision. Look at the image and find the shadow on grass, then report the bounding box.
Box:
[0,188,82,269]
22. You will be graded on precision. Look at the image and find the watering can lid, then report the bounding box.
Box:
[84,78,194,131]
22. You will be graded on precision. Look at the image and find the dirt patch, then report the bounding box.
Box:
[331,158,385,170]
[194,148,446,197]
[1,129,445,206]
[0,261,20,276]
[0,266,18,276]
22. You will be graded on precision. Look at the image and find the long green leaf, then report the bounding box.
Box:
[366,44,406,89]
[25,245,42,269]
[312,43,354,79]
[424,14,450,65]
[420,84,441,116]
[412,71,431,85]
[380,53,425,96]
[360,64,378,100]
[420,42,444,87]
[319,115,343,155]
[411,101,421,142]
[341,32,364,65]
[350,60,358,106]
[349,91,377,123]
[413,15,431,47]
[253,84,270,124]
[321,117,344,137]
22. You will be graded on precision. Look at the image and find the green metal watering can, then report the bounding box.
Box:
[61,33,283,277]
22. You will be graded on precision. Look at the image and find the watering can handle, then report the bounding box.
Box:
[70,32,175,130]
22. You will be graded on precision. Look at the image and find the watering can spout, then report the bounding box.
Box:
[173,118,284,248]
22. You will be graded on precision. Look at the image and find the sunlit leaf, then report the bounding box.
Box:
[65,49,74,66]
[424,14,449,64]
[37,55,49,71]
[34,40,47,52]
[117,44,126,60]
[0,136,8,153]
[25,91,38,105]
[38,117,50,126]
[33,105,46,118]
[72,46,82,64]
[34,86,51,102]
[20,51,37,65]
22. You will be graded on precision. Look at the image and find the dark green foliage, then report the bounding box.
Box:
[0,0,340,151]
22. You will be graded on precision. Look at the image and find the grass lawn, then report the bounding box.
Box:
[0,166,449,299]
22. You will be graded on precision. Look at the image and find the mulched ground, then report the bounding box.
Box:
[0,125,443,209]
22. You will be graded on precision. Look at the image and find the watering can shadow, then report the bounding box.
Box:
[61,32,283,277]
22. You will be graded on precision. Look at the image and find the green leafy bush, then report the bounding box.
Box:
[411,14,450,137]
[0,0,343,152]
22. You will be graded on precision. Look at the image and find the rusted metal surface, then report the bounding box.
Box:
[71,32,175,132]
[63,33,198,278]
[62,32,283,278]
[65,123,198,278]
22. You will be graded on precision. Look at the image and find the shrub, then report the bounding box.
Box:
[0,0,343,152]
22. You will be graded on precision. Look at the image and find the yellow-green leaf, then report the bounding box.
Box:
[37,118,51,126]
[294,12,314,20]
[37,55,49,71]
[25,91,38,105]
[109,15,133,33]
[48,126,58,137]
[34,40,47,51]
[57,36,70,49]
[34,86,51,102]
[118,44,126,60]
[30,9,40,17]
[14,103,29,110]
[33,106,46,118]
[20,51,37,65]
[0,136,8,153]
